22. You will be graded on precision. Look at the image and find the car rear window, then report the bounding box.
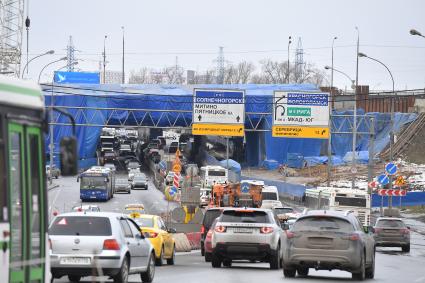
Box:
[292,216,354,232]
[134,218,154,228]
[262,192,278,200]
[376,219,406,228]
[203,210,223,228]
[274,208,294,215]
[49,216,112,236]
[220,210,270,223]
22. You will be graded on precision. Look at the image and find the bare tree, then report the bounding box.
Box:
[236,61,255,83]
[163,65,185,84]
[128,68,150,84]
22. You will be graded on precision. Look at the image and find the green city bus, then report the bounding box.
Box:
[0,75,77,283]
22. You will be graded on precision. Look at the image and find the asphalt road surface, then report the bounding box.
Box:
[49,175,425,283]
[48,172,179,221]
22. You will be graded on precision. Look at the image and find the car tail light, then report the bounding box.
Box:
[144,232,158,238]
[103,239,120,250]
[349,233,360,241]
[207,230,213,237]
[260,227,274,234]
[201,225,205,234]
[400,228,410,235]
[286,231,296,239]
[214,226,226,233]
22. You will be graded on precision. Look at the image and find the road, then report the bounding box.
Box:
[48,172,179,221]
[49,175,425,283]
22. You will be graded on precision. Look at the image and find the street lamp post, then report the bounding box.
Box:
[325,66,355,88]
[21,50,55,78]
[352,27,360,190]
[122,26,125,84]
[410,29,425,39]
[287,36,292,84]
[38,57,67,84]
[358,52,395,210]
[326,36,338,187]
[103,35,107,84]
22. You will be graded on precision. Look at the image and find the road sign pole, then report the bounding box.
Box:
[380,195,384,216]
[226,137,229,170]
[327,99,332,187]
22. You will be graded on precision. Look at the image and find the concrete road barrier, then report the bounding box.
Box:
[185,232,202,250]
[173,233,191,252]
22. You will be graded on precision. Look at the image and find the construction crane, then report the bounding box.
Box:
[0,0,25,76]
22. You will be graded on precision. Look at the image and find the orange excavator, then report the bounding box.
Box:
[209,182,263,208]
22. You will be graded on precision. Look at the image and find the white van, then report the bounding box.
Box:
[200,165,228,188]
[261,185,282,209]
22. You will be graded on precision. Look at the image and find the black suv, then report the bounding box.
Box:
[200,208,224,256]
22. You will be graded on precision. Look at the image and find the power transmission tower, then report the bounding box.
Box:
[0,0,25,76]
[294,37,304,82]
[66,36,76,72]
[216,46,225,84]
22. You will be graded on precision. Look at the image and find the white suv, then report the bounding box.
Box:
[211,208,282,269]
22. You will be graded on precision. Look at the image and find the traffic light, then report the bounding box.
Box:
[60,136,78,176]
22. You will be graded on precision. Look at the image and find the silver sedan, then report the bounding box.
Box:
[49,212,155,283]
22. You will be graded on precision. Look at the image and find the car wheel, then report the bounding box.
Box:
[297,267,309,277]
[205,252,212,262]
[155,247,164,266]
[402,245,410,252]
[283,268,296,278]
[113,256,129,283]
[223,259,232,268]
[67,275,81,282]
[141,252,155,283]
[269,248,280,270]
[365,250,375,279]
[166,245,176,265]
[352,253,365,281]
[211,253,222,268]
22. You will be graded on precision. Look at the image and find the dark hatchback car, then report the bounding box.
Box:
[200,207,224,256]
[282,210,375,280]
[373,217,410,252]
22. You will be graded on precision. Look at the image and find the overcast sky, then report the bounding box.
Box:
[26,0,425,90]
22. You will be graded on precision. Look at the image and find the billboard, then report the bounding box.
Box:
[54,71,100,84]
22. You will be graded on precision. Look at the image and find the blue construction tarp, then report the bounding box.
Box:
[43,83,418,169]
[372,192,425,207]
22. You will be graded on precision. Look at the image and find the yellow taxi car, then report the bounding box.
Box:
[133,214,176,266]
[124,203,146,218]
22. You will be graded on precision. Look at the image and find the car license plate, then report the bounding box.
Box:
[60,257,91,265]
[233,227,253,233]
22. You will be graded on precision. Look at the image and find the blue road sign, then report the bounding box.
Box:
[287,92,328,106]
[241,182,250,193]
[169,186,178,196]
[385,163,398,175]
[377,174,390,186]
[54,71,100,84]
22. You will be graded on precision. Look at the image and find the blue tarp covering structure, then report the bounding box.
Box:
[43,83,417,169]
[372,192,425,207]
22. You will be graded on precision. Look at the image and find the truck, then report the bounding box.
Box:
[210,181,263,208]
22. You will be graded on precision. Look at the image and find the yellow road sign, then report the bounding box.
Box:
[272,126,329,139]
[172,163,182,173]
[192,123,244,137]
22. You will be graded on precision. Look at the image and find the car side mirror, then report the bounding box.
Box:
[76,176,80,183]
[167,228,177,233]
[60,136,78,176]
[281,223,290,230]
[135,232,145,240]
[407,226,410,230]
